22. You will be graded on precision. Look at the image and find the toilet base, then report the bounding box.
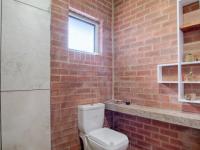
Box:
[80,134,106,150]
[80,132,128,150]
[80,133,90,150]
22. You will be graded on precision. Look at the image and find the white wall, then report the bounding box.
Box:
[1,0,51,149]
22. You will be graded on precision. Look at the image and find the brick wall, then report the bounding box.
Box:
[105,111,200,150]
[51,0,112,149]
[51,0,200,149]
[114,0,200,113]
[111,1,200,149]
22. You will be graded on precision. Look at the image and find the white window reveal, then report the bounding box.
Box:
[68,11,100,53]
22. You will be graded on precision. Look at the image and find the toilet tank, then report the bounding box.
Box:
[78,103,105,134]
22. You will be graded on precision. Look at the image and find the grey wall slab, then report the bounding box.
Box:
[15,0,50,11]
[1,90,51,150]
[1,0,50,91]
[1,0,51,149]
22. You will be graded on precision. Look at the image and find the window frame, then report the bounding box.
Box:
[68,10,100,54]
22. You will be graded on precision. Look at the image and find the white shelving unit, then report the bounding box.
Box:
[182,61,200,65]
[157,0,200,103]
[179,99,200,104]
[178,0,200,103]
[157,62,200,83]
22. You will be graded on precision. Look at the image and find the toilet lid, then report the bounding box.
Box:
[88,128,128,148]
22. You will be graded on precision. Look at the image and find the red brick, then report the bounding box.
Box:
[131,132,144,140]
[161,143,181,150]
[170,124,189,132]
[144,124,159,132]
[137,140,151,149]
[145,137,160,146]
[160,129,178,138]
[152,120,170,129]
[152,133,169,142]
[170,138,183,146]
[137,117,151,124]
[137,128,151,137]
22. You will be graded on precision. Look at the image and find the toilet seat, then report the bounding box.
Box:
[87,128,128,150]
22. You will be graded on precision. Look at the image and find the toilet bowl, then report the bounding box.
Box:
[78,103,129,150]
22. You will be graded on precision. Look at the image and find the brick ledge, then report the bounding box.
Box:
[105,101,200,129]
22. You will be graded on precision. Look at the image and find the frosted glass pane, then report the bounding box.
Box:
[68,16,95,53]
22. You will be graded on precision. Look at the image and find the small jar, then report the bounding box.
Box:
[125,100,131,105]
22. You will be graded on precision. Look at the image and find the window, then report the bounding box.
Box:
[68,11,100,53]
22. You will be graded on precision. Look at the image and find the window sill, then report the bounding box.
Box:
[69,48,101,55]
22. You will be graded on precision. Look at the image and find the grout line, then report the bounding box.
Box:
[1,89,50,92]
[0,0,2,148]
[13,0,50,13]
[112,0,115,100]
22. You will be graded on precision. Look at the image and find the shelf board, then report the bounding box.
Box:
[158,61,200,67]
[158,81,178,84]
[182,81,200,83]
[180,23,200,32]
[159,81,200,84]
[182,61,200,65]
[179,99,200,104]
[181,0,199,7]
[180,9,200,32]
[157,63,178,67]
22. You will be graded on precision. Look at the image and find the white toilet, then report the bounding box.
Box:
[78,103,129,150]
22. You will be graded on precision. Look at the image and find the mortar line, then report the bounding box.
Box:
[112,0,115,100]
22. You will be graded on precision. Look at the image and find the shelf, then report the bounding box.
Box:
[180,9,200,32]
[177,0,200,104]
[182,81,200,83]
[105,101,200,129]
[180,23,200,32]
[184,41,200,52]
[158,61,200,67]
[157,63,177,67]
[179,99,200,104]
[158,81,200,84]
[181,0,199,7]
[182,61,200,65]
[158,81,178,84]
[157,64,178,84]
